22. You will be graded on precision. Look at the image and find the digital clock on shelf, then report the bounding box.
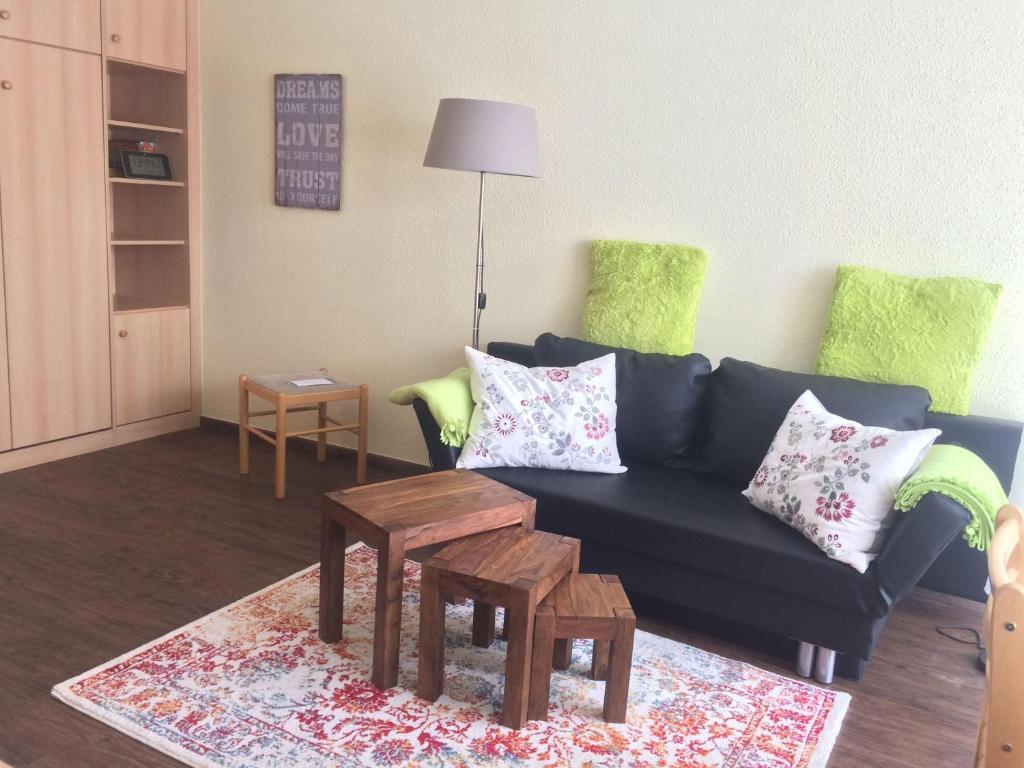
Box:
[119,150,173,181]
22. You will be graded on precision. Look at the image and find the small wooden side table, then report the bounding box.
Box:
[417,526,580,729]
[319,469,536,690]
[528,573,636,723]
[239,373,368,499]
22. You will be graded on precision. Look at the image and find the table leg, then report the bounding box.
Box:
[553,638,573,670]
[591,640,610,680]
[356,384,369,484]
[502,596,536,729]
[551,553,578,671]
[274,397,288,499]
[528,605,556,721]
[603,608,636,723]
[521,500,536,531]
[317,402,328,462]
[373,536,405,690]
[416,563,445,701]
[472,602,496,648]
[318,514,346,643]
[238,376,250,475]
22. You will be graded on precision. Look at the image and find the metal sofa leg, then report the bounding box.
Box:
[795,641,816,678]
[814,647,836,685]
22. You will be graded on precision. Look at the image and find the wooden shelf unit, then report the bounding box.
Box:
[103,1,199,436]
[0,0,200,474]
[106,58,190,299]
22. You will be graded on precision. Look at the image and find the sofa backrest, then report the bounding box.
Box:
[487,339,1023,488]
[698,357,935,487]
[924,411,1022,494]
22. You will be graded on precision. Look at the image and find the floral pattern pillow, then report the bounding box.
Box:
[743,390,940,572]
[456,347,627,474]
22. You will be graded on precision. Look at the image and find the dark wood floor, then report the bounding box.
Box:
[0,427,983,767]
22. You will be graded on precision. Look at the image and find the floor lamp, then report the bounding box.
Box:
[424,98,540,350]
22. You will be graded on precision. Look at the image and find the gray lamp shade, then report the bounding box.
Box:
[424,98,540,178]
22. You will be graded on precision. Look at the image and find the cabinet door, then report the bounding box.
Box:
[0,38,112,448]
[113,308,190,425]
[0,1,101,53]
[103,0,185,71]
[0,205,11,452]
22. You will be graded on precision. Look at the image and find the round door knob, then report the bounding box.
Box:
[0,81,11,90]
[0,10,11,20]
[118,329,128,338]
[110,33,121,43]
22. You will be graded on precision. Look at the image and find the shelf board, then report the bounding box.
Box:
[107,57,186,76]
[109,177,184,188]
[111,239,186,246]
[113,301,190,315]
[108,119,184,135]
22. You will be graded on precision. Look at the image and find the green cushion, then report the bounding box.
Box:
[816,265,1001,415]
[581,240,708,355]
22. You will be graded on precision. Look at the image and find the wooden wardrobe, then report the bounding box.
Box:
[0,0,200,472]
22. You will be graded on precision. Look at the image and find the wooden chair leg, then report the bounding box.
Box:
[528,605,556,721]
[274,398,287,499]
[356,384,369,484]
[501,598,536,729]
[316,402,328,462]
[416,564,445,701]
[472,601,496,648]
[591,639,610,680]
[603,609,635,723]
[238,376,250,475]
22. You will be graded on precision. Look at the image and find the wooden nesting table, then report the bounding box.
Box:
[318,470,535,690]
[417,526,581,729]
[529,573,635,723]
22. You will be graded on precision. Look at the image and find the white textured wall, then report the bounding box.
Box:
[201,1,1024,482]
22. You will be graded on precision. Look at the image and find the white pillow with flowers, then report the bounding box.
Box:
[743,390,940,572]
[456,347,627,474]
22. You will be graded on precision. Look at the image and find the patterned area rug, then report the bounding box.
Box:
[54,544,849,767]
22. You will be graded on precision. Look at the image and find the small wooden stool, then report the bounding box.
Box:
[528,573,635,724]
[239,373,368,499]
[417,527,580,729]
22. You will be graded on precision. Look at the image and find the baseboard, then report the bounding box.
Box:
[199,416,429,476]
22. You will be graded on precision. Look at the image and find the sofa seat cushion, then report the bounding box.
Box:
[477,463,887,617]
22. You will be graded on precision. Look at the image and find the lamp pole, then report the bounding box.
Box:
[473,171,486,350]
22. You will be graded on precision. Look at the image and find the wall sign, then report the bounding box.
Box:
[274,74,342,210]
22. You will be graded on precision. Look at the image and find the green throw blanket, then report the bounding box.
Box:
[894,444,1008,551]
[389,368,473,447]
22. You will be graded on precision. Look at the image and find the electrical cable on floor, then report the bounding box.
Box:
[935,625,987,671]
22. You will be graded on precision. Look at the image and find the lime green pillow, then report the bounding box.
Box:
[816,265,1001,415]
[581,240,708,355]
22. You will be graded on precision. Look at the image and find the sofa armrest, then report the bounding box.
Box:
[486,341,537,367]
[412,398,460,471]
[872,492,971,611]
